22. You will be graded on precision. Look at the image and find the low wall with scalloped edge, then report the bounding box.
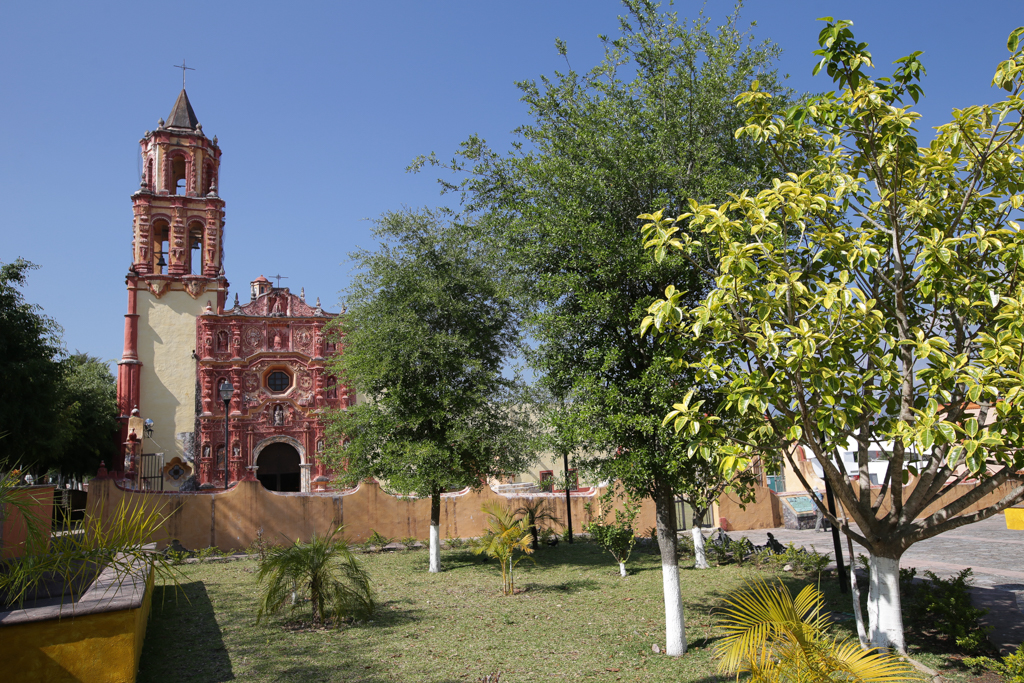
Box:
[84,478,622,551]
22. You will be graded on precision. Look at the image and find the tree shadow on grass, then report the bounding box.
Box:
[139,581,233,682]
[372,598,423,628]
[140,582,421,683]
[520,578,602,593]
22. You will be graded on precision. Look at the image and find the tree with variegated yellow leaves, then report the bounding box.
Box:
[642,19,1024,653]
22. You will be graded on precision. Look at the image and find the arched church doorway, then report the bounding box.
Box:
[256,442,301,492]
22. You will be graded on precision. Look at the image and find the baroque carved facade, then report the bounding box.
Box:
[115,89,345,492]
[195,281,348,491]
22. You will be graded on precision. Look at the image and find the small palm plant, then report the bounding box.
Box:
[256,526,374,628]
[512,498,561,550]
[473,502,534,595]
[717,579,921,683]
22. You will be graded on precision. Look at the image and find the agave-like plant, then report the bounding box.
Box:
[255,526,374,628]
[717,579,921,683]
[0,462,48,559]
[1,496,180,609]
[473,501,534,595]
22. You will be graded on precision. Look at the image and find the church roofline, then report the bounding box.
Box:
[165,89,201,132]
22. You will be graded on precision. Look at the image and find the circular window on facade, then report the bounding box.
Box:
[267,371,290,393]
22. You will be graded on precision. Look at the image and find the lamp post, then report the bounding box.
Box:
[219,381,235,490]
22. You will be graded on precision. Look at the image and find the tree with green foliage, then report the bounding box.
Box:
[584,491,640,578]
[0,260,117,477]
[643,20,1024,652]
[322,208,535,574]
[676,444,760,570]
[0,259,67,466]
[57,353,117,478]
[417,1,791,655]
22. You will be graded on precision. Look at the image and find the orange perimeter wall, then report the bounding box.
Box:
[85,478,656,551]
[1,486,54,560]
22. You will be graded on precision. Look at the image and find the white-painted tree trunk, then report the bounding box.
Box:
[691,526,709,569]
[662,562,686,656]
[867,554,905,652]
[619,561,627,577]
[429,522,441,573]
[846,533,868,647]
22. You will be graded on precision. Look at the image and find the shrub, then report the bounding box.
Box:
[246,526,268,562]
[919,569,990,653]
[255,526,374,628]
[797,548,832,578]
[196,546,223,562]
[364,530,392,551]
[445,536,467,550]
[166,549,190,566]
[964,643,1024,683]
[583,493,639,577]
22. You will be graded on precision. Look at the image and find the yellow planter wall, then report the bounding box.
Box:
[0,570,153,683]
[1006,507,1024,530]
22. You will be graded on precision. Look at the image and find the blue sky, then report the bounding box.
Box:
[1,1,1020,366]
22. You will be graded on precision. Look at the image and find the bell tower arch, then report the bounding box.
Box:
[115,89,229,472]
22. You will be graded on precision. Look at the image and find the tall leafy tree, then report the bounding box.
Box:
[418,1,791,655]
[0,260,118,476]
[643,21,1024,652]
[322,208,534,573]
[0,259,67,467]
[59,353,117,477]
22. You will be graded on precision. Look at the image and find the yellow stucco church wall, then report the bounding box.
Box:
[0,570,154,683]
[136,287,207,462]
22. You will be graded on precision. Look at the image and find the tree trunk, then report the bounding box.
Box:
[429,491,441,573]
[654,484,686,656]
[691,525,709,570]
[619,561,627,577]
[867,553,905,653]
[845,522,868,647]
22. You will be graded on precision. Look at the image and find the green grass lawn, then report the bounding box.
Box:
[137,540,991,683]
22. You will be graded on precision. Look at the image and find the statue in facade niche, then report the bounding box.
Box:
[273,405,284,426]
[232,443,240,459]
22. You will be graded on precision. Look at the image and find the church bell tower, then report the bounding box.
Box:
[115,89,228,471]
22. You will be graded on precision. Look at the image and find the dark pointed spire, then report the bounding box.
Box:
[166,89,199,131]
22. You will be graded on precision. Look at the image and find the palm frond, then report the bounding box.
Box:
[717,579,922,683]
[255,526,374,627]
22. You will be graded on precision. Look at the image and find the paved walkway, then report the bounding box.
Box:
[729,514,1024,654]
